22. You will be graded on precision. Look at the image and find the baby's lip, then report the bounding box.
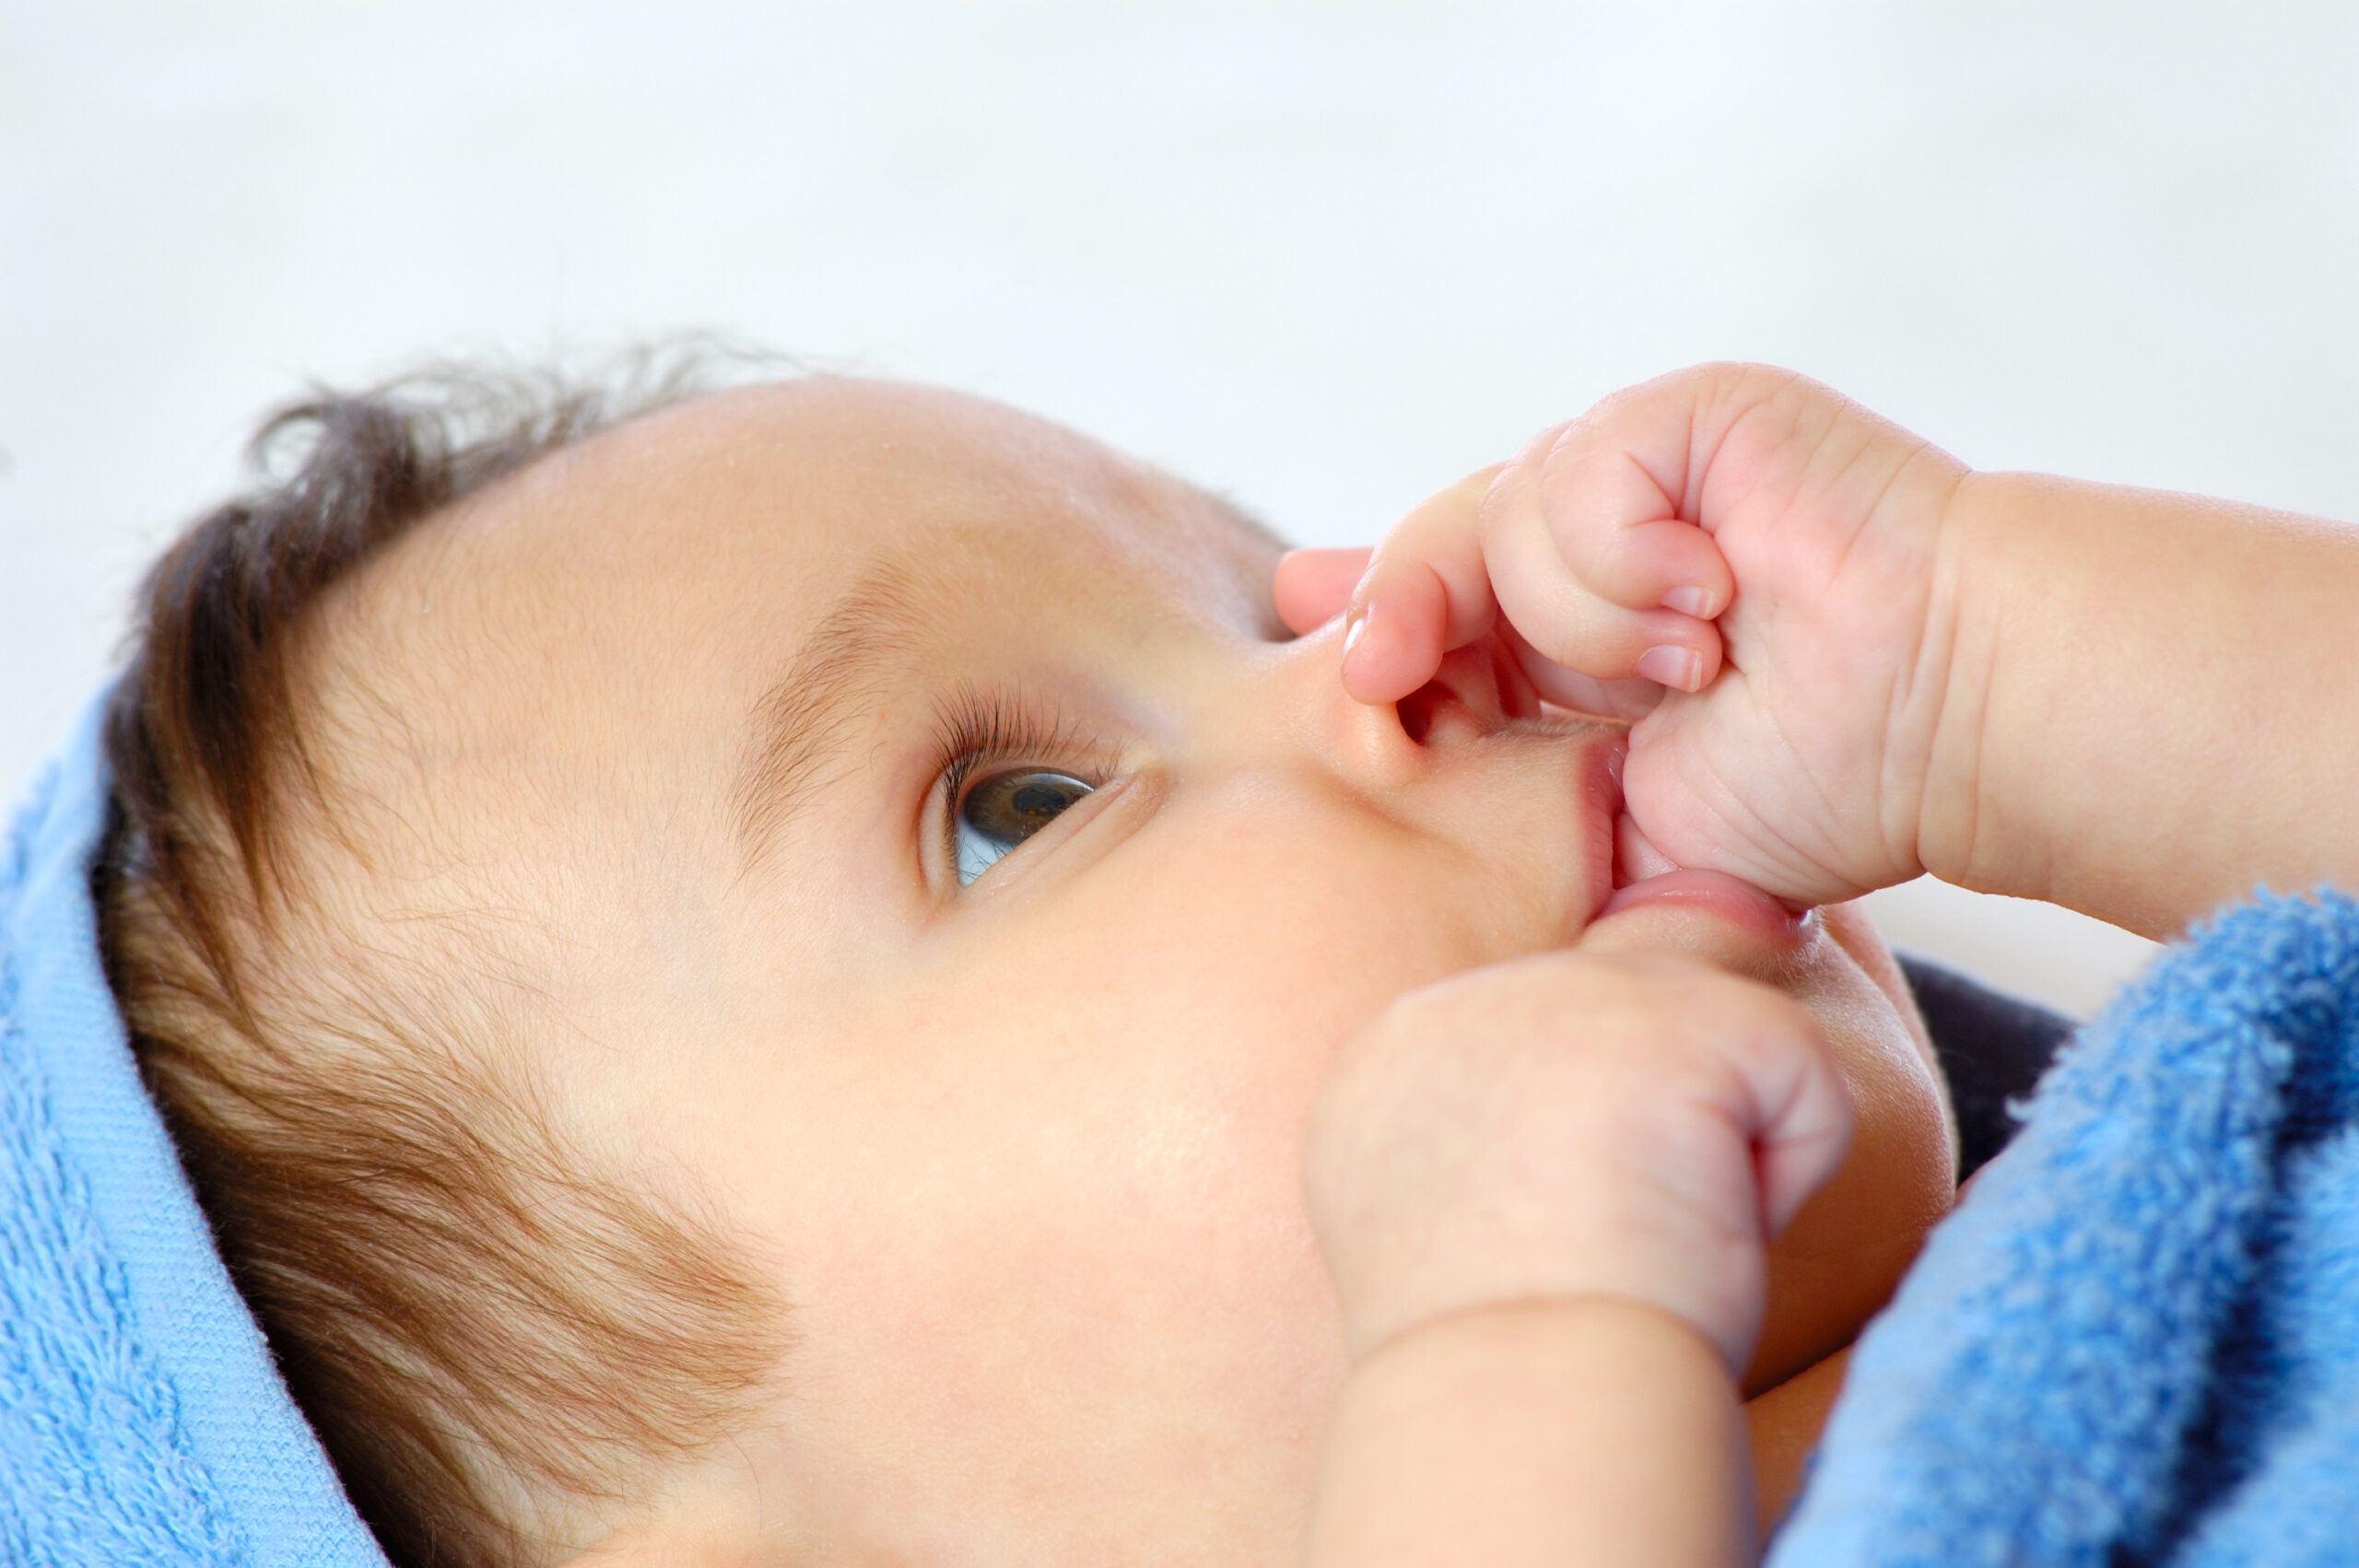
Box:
[1594,867,1811,950]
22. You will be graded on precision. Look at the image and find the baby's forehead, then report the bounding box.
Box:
[445,379,1282,625]
[340,378,1275,646]
[303,379,1282,871]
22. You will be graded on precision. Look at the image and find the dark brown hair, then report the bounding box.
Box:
[97,348,792,1566]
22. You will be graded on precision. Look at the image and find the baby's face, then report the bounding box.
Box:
[318,381,1954,1563]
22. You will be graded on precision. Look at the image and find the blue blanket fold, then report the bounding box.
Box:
[7,688,2359,1564]
[1771,889,2359,1565]
[2,698,387,1568]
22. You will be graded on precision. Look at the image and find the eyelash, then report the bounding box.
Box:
[927,685,1107,864]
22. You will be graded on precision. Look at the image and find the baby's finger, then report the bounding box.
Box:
[1514,429,1736,618]
[1273,547,1373,636]
[1341,466,1508,705]
[1665,970,1856,1242]
[1339,558,1455,705]
[1483,509,1726,693]
[1755,1061,1856,1242]
[1497,618,1662,723]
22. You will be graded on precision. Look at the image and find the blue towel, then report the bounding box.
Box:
[1772,887,2359,1564]
[7,689,2359,1565]
[2,697,387,1568]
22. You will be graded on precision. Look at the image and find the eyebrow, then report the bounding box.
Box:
[732,549,933,865]
[730,488,1282,866]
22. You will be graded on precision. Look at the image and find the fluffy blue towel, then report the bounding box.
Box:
[1772,886,2359,1563]
[7,690,2359,1565]
[2,698,387,1568]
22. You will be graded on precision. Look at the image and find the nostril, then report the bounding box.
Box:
[1397,678,1484,746]
[1392,643,1520,747]
[1395,680,1440,744]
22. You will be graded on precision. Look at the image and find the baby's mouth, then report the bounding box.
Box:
[1592,763,1812,948]
[1487,709,1803,949]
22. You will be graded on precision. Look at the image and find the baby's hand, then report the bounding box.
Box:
[1303,945,1853,1375]
[1278,364,1969,908]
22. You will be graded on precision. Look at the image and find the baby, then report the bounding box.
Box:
[88,356,2357,1566]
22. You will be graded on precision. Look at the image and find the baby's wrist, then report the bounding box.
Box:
[1911,470,2066,902]
[1313,1294,1753,1568]
[1349,1291,1749,1386]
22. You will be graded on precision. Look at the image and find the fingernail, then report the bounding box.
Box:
[1636,645,1703,691]
[1343,605,1369,655]
[1661,585,1714,618]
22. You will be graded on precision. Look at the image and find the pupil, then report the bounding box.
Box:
[1011,783,1070,821]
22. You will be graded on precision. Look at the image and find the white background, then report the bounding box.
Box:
[9,2,2356,1014]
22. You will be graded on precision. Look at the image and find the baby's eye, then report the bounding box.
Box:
[955,768,1095,886]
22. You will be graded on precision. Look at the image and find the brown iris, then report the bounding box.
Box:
[956,769,1094,884]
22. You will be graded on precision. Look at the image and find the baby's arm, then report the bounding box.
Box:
[1913,471,2359,937]
[1311,1299,1743,1568]
[1282,365,2359,938]
[1302,947,1853,1567]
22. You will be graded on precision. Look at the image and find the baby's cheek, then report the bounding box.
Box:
[1819,900,1945,1087]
